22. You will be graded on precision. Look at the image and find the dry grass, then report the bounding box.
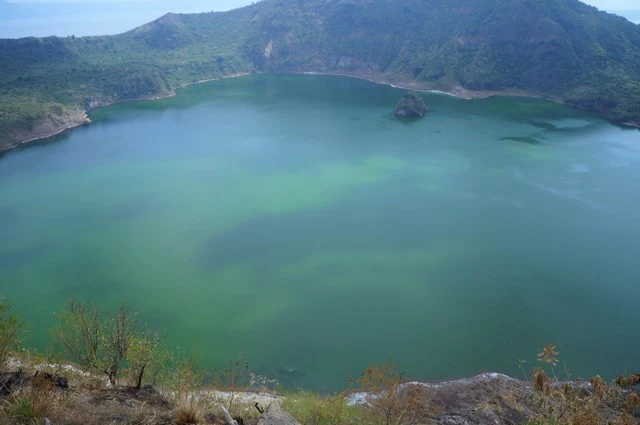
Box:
[126,406,161,425]
[9,353,108,390]
[527,345,640,425]
[0,373,60,423]
[626,393,640,411]
[617,375,640,389]
[532,368,552,394]
[358,364,429,425]
[0,371,171,425]
[174,397,206,425]
[2,348,638,425]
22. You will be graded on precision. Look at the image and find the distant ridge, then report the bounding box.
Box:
[612,10,640,24]
[2,0,640,152]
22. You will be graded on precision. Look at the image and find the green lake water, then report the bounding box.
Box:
[1,74,639,390]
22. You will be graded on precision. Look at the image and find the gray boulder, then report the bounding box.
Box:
[257,404,301,425]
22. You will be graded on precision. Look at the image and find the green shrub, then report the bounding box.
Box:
[283,391,368,425]
[0,299,24,369]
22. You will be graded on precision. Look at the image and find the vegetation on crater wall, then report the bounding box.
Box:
[1,0,640,150]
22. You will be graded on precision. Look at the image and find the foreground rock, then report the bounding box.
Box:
[395,92,427,118]
[348,372,640,425]
[415,373,536,425]
[3,359,638,425]
[257,404,301,425]
[0,371,27,396]
[349,373,536,425]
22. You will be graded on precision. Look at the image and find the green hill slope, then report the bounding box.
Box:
[1,0,640,151]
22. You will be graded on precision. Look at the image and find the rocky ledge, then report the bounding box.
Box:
[349,372,640,425]
[2,367,639,425]
[0,108,91,154]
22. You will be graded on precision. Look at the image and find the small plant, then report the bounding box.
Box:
[0,299,24,368]
[590,375,607,399]
[9,395,37,422]
[537,344,559,381]
[165,353,205,396]
[218,354,249,417]
[358,364,424,425]
[532,368,551,393]
[518,358,529,382]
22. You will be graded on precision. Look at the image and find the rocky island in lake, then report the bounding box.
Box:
[395,92,427,118]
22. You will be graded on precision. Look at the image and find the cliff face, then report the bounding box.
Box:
[1,108,90,153]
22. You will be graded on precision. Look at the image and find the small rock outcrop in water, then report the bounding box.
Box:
[395,92,427,118]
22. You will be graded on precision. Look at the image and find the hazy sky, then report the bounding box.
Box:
[0,0,638,39]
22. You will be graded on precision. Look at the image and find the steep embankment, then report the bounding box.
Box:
[1,0,640,152]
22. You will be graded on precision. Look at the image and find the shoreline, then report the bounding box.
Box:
[177,72,251,89]
[9,113,92,150]
[295,70,562,103]
[623,121,640,128]
[296,71,640,131]
[1,70,637,156]
[297,71,482,99]
[0,72,251,156]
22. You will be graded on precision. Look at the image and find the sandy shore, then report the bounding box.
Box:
[178,72,251,89]
[294,70,569,104]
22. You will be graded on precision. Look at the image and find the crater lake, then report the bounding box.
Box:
[1,74,639,390]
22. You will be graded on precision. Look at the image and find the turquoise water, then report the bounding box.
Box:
[1,75,639,389]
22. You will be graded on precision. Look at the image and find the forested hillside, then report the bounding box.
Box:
[2,0,640,151]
